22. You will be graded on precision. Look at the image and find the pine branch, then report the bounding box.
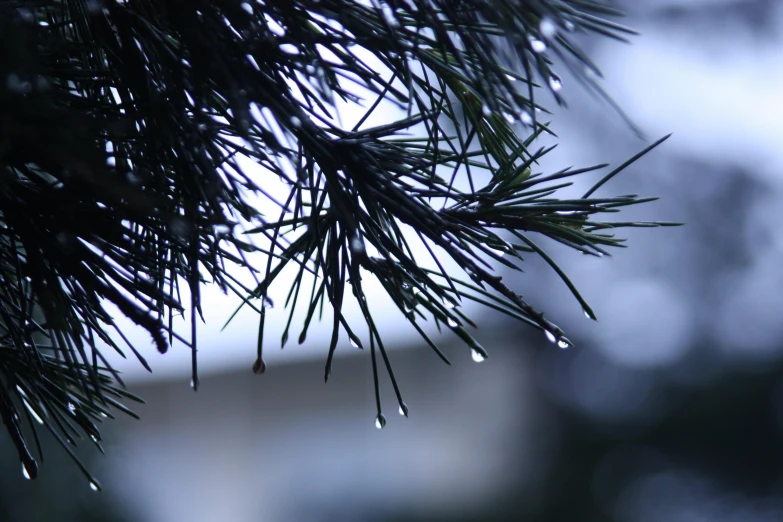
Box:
[0,0,678,484]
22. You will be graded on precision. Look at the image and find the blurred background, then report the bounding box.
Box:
[4,0,783,520]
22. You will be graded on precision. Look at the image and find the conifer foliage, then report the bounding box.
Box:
[0,0,674,485]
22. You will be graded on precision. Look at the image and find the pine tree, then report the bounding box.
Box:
[0,0,675,485]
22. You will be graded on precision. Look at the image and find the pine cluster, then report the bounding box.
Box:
[0,0,674,484]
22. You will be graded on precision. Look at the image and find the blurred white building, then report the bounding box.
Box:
[102,329,554,522]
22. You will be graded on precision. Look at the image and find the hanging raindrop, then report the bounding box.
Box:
[349,234,366,257]
[89,481,100,492]
[520,111,533,126]
[21,462,31,480]
[471,349,486,363]
[350,338,361,349]
[401,284,416,312]
[539,17,557,38]
[375,414,387,429]
[398,403,409,417]
[528,37,547,53]
[545,330,557,344]
[481,104,492,117]
[447,317,458,328]
[557,340,569,349]
[548,74,563,92]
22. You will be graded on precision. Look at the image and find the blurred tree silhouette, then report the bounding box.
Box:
[0,0,675,486]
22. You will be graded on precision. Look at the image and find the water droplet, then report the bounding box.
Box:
[481,104,492,117]
[375,414,386,429]
[100,412,108,418]
[22,462,31,480]
[349,234,366,257]
[262,296,274,309]
[505,74,517,82]
[545,330,557,344]
[401,285,416,312]
[350,338,361,349]
[520,111,533,126]
[279,43,299,55]
[266,17,286,37]
[447,317,458,328]
[290,116,302,128]
[252,357,266,374]
[90,434,99,443]
[539,17,557,38]
[398,403,409,417]
[529,37,547,54]
[67,402,76,414]
[471,349,486,363]
[89,481,100,492]
[502,112,515,124]
[557,340,569,349]
[548,74,563,92]
[240,1,253,14]
[189,378,195,389]
[584,309,595,320]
